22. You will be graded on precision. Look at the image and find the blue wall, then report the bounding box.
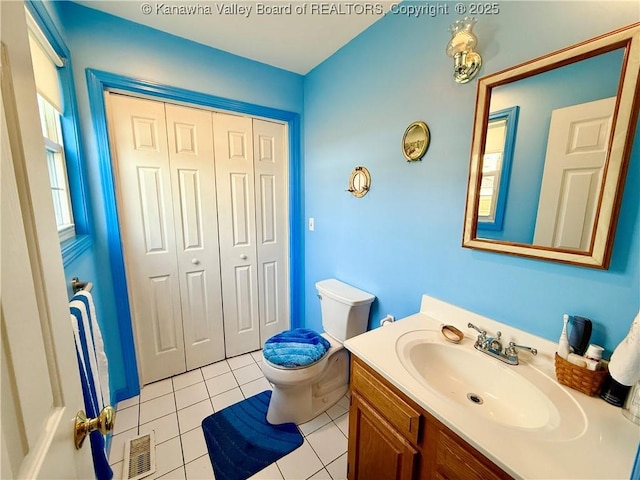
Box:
[47,0,303,400]
[303,2,639,357]
[47,0,639,403]
[481,49,624,243]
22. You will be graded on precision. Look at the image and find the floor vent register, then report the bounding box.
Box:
[122,431,156,480]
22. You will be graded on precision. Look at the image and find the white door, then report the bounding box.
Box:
[214,112,262,357]
[1,26,93,479]
[165,103,225,370]
[533,97,616,250]
[253,119,290,343]
[107,94,186,384]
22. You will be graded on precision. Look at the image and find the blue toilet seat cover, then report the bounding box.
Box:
[263,328,331,368]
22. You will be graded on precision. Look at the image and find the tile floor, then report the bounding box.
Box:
[109,350,350,480]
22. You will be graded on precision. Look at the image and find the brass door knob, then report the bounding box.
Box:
[74,406,115,449]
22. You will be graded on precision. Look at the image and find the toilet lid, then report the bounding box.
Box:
[263,328,331,368]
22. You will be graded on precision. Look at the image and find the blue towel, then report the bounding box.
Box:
[71,298,113,480]
[263,328,331,367]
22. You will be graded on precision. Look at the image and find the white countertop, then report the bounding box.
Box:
[344,295,640,480]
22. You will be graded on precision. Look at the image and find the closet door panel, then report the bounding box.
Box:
[214,112,261,357]
[107,93,186,384]
[166,104,225,370]
[253,119,289,342]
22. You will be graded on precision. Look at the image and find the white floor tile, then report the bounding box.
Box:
[184,454,215,480]
[172,369,204,391]
[175,382,209,410]
[308,467,332,479]
[156,466,186,480]
[325,402,348,421]
[306,422,348,465]
[206,372,238,397]
[141,379,173,403]
[298,412,332,436]
[139,412,180,444]
[250,350,264,363]
[240,377,271,399]
[201,360,231,380]
[232,363,264,385]
[117,395,139,410]
[211,388,244,411]
[110,460,123,480]
[178,399,213,434]
[140,393,176,425]
[152,436,184,479]
[334,412,349,438]
[113,405,138,435]
[248,462,283,480]
[325,453,347,480]
[181,427,208,464]
[276,439,323,480]
[109,428,137,465]
[227,353,255,370]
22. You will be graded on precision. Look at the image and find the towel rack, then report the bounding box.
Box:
[71,277,93,293]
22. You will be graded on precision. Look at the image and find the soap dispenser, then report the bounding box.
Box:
[558,314,571,359]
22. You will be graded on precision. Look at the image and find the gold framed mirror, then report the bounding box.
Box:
[347,166,371,198]
[462,23,640,269]
[402,121,430,161]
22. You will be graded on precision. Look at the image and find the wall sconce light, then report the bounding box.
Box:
[446,17,482,84]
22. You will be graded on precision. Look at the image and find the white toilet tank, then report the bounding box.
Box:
[316,279,375,342]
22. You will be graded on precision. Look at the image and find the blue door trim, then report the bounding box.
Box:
[86,69,302,401]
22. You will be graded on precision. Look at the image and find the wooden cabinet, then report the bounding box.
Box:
[348,392,418,480]
[348,356,513,480]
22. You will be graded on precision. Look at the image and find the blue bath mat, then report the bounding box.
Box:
[201,390,303,480]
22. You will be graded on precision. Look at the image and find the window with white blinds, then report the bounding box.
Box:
[27,9,75,242]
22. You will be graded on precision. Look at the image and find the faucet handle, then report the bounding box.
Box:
[467,323,486,337]
[506,342,538,357]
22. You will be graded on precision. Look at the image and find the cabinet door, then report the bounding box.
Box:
[425,415,512,480]
[348,392,418,480]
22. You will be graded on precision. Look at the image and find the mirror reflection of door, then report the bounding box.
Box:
[533,97,616,250]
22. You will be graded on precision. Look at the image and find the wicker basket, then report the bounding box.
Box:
[554,353,608,396]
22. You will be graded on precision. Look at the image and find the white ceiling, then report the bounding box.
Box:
[74,1,387,74]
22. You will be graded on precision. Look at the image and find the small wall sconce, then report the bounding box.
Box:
[446,17,482,84]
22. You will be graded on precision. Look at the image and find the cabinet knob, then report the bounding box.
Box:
[192,258,200,265]
[240,254,248,260]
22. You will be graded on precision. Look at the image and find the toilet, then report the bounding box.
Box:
[261,279,375,425]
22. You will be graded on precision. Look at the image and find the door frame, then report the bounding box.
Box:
[86,69,302,401]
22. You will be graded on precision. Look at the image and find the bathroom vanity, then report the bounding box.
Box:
[348,355,512,479]
[344,296,639,479]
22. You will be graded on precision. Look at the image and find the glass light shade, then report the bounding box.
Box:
[446,17,478,57]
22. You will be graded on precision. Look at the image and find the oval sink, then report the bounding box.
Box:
[396,330,587,439]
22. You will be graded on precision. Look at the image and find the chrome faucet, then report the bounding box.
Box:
[467,323,537,365]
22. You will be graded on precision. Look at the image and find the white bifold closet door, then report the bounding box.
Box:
[213,114,289,357]
[107,93,289,385]
[107,94,225,385]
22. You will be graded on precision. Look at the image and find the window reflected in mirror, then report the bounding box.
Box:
[478,107,518,232]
